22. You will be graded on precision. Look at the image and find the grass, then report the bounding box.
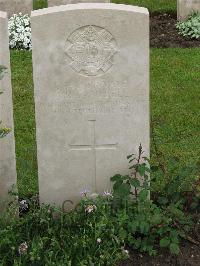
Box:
[33,0,47,10]
[10,48,200,197]
[113,0,176,13]
[150,48,200,190]
[32,0,176,12]
[10,51,38,197]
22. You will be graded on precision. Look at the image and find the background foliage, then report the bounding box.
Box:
[32,0,176,12]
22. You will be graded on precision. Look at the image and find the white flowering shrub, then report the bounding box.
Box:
[8,13,32,50]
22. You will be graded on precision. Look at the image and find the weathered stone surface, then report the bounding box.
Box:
[31,4,149,207]
[0,11,17,207]
[177,0,200,21]
[0,0,32,17]
[48,0,110,7]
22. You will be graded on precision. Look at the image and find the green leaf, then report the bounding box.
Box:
[139,221,149,234]
[142,156,150,163]
[128,221,138,233]
[133,237,141,248]
[169,243,179,255]
[142,181,150,189]
[113,179,123,190]
[138,164,146,176]
[122,175,130,181]
[110,174,122,182]
[127,154,134,159]
[151,213,162,224]
[169,231,179,243]
[138,189,148,201]
[130,178,140,188]
[114,182,131,197]
[151,165,159,172]
[138,163,150,176]
[158,196,168,205]
[119,229,127,240]
[160,237,170,248]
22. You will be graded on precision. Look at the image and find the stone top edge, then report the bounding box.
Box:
[0,10,7,19]
[31,3,149,17]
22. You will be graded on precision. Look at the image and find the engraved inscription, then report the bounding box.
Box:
[40,99,135,114]
[38,79,146,115]
[65,25,118,76]
[64,80,129,98]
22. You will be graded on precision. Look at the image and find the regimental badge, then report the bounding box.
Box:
[65,25,118,76]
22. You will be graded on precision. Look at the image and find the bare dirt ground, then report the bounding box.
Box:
[150,13,200,48]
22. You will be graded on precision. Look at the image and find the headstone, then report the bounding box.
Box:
[48,0,110,7]
[177,0,200,21]
[0,11,17,207]
[0,0,32,18]
[31,3,149,207]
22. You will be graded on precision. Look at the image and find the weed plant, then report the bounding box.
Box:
[0,146,199,265]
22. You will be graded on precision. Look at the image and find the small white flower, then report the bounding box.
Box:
[124,249,129,254]
[121,247,129,256]
[80,189,90,197]
[19,200,29,211]
[97,238,101,244]
[123,249,129,255]
[18,242,28,255]
[85,204,97,213]
[103,190,113,198]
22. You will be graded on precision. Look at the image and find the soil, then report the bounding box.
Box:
[120,240,200,266]
[150,12,200,48]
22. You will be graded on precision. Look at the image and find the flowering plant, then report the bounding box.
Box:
[8,13,31,50]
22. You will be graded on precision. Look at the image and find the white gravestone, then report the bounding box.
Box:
[31,4,149,207]
[0,0,32,18]
[0,11,17,207]
[177,0,200,21]
[48,0,110,7]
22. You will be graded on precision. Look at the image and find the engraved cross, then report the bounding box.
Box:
[69,120,118,191]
